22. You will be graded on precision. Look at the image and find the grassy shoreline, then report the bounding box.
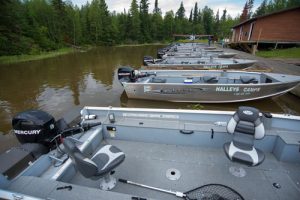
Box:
[116,42,168,47]
[256,47,300,58]
[0,43,169,65]
[0,48,75,65]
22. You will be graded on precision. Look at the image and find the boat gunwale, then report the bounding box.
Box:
[83,106,300,120]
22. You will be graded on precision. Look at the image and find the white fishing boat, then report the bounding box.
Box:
[143,57,256,70]
[118,67,300,103]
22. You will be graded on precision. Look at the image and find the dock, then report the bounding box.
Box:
[220,46,300,97]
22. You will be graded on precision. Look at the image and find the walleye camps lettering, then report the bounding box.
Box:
[216,86,261,95]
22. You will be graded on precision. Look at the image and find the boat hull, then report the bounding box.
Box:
[123,81,299,103]
[142,61,255,70]
[162,53,237,59]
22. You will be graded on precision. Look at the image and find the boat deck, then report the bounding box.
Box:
[68,139,300,200]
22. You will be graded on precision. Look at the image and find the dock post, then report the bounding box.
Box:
[252,45,257,55]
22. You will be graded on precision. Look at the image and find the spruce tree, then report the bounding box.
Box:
[153,0,161,14]
[253,0,267,17]
[189,9,193,22]
[129,0,141,42]
[176,2,185,20]
[240,2,249,22]
[193,2,198,23]
[140,0,151,42]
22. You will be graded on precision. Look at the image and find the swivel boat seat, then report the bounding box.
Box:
[63,138,125,190]
[224,106,265,166]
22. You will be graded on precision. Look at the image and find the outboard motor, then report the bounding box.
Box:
[143,56,154,65]
[157,51,164,59]
[118,67,136,83]
[12,110,58,147]
[118,67,156,85]
[0,110,60,179]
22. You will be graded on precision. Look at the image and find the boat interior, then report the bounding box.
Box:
[1,107,300,200]
[135,71,280,85]
[155,58,243,65]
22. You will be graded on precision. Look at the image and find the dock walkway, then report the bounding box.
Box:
[220,46,300,97]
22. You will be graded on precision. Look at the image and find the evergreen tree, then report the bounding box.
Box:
[240,2,249,22]
[220,9,227,38]
[287,0,300,7]
[153,0,161,14]
[273,0,287,11]
[140,0,151,42]
[221,9,227,21]
[214,9,220,37]
[129,0,141,42]
[80,3,91,43]
[98,0,113,45]
[189,9,193,22]
[51,0,68,44]
[176,2,185,20]
[151,0,163,41]
[163,11,174,40]
[0,0,258,55]
[202,6,214,34]
[247,0,254,18]
[175,2,186,34]
[253,0,267,17]
[193,2,198,23]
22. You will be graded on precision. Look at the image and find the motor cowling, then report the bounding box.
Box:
[12,110,58,147]
[118,67,136,83]
[143,56,154,65]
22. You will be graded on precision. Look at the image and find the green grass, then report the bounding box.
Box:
[256,47,300,58]
[0,48,75,65]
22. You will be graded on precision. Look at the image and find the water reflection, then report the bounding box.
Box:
[0,46,161,134]
[0,45,299,152]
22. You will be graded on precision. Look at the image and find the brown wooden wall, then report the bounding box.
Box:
[232,7,300,42]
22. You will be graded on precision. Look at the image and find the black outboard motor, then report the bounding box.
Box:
[118,67,136,83]
[12,110,58,147]
[0,110,60,179]
[143,56,154,65]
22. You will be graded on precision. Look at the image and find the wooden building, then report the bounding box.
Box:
[230,6,300,52]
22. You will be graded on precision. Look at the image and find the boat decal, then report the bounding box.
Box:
[123,113,179,119]
[216,86,239,92]
[144,85,152,92]
[203,65,229,69]
[216,86,261,95]
[144,87,208,94]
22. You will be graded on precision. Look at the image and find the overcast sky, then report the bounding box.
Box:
[71,0,263,18]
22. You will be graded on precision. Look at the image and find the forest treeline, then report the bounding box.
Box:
[0,0,299,56]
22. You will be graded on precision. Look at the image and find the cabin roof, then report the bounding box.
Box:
[232,6,300,29]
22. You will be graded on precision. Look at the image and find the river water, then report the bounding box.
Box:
[0,45,299,152]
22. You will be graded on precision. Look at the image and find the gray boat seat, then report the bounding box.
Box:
[224,106,265,166]
[63,138,125,190]
[203,76,218,83]
[240,76,258,84]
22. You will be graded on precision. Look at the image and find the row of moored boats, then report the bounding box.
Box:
[118,42,300,103]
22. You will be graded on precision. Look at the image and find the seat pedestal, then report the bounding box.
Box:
[99,173,117,190]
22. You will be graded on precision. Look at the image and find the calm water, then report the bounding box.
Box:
[0,45,300,152]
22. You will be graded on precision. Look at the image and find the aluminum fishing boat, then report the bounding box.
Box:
[143,57,256,70]
[1,106,300,200]
[157,43,222,58]
[117,68,300,103]
[162,52,237,59]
